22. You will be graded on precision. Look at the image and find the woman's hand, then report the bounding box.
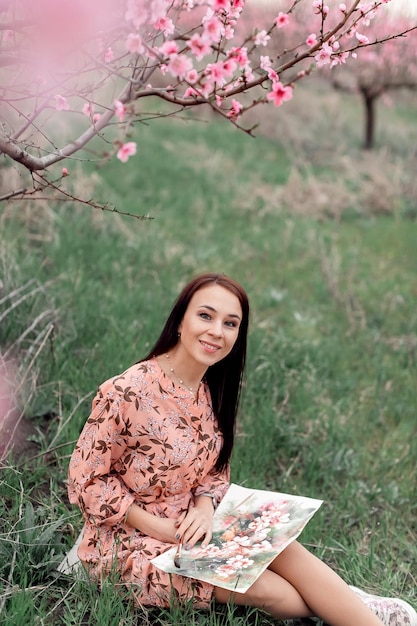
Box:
[175,496,215,550]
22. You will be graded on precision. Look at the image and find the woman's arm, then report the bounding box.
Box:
[68,383,135,526]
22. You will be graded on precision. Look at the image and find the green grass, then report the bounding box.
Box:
[0,80,416,624]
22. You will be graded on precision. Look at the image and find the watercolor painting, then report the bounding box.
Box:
[151,483,323,593]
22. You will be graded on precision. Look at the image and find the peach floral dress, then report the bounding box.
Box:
[67,358,230,608]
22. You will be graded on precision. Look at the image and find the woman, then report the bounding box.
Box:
[68,273,416,625]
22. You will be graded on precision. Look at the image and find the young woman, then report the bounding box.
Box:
[67,273,416,626]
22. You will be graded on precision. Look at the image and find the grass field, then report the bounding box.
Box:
[0,79,416,625]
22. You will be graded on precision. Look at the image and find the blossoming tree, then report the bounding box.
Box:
[0,0,413,209]
[328,14,417,148]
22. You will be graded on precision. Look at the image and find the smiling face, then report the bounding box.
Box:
[176,283,242,374]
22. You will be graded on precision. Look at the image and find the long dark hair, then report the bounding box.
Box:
[142,273,249,472]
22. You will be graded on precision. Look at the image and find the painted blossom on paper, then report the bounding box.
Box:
[152,484,322,593]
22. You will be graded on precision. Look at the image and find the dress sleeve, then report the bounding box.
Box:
[193,465,230,508]
[67,382,135,526]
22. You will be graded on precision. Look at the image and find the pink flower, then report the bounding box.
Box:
[159,40,178,57]
[315,42,333,67]
[356,32,369,45]
[184,86,199,98]
[228,46,248,68]
[213,0,231,9]
[104,47,114,63]
[313,0,323,14]
[187,33,211,61]
[205,61,229,87]
[82,102,94,117]
[126,33,144,54]
[339,3,347,12]
[227,98,243,118]
[254,30,270,47]
[203,12,224,42]
[62,167,68,176]
[186,69,199,84]
[114,100,126,122]
[154,16,174,36]
[306,33,318,47]
[275,12,290,28]
[167,54,193,80]
[267,68,279,82]
[93,113,101,124]
[116,142,137,163]
[224,24,235,39]
[54,95,70,111]
[260,55,272,71]
[266,81,293,107]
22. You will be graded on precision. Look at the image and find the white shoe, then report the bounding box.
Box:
[350,586,417,626]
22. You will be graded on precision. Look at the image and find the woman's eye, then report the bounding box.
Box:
[199,312,211,320]
[225,320,237,328]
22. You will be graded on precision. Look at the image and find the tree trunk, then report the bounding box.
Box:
[362,91,377,150]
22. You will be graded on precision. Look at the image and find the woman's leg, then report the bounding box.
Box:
[214,540,385,626]
[214,566,313,619]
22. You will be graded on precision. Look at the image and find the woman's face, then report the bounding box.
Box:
[177,284,242,370]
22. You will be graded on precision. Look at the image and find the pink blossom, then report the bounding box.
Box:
[54,95,70,111]
[82,102,94,117]
[205,61,229,87]
[187,33,211,61]
[202,12,224,42]
[114,100,126,122]
[260,55,272,71]
[62,167,68,176]
[116,142,137,163]
[167,54,193,80]
[213,0,231,11]
[267,68,279,82]
[306,33,318,47]
[186,69,199,84]
[313,0,323,14]
[356,32,369,45]
[224,24,235,40]
[254,30,270,47]
[275,12,289,28]
[315,42,333,67]
[159,40,178,57]
[149,0,171,25]
[93,113,101,124]
[215,95,223,107]
[227,98,243,118]
[242,65,254,82]
[266,81,293,107]
[228,46,248,68]
[184,86,198,98]
[339,3,347,12]
[154,16,174,36]
[104,47,114,63]
[222,58,237,75]
[126,33,144,54]
[330,51,350,67]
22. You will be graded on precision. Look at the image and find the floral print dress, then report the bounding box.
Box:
[67,358,230,608]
